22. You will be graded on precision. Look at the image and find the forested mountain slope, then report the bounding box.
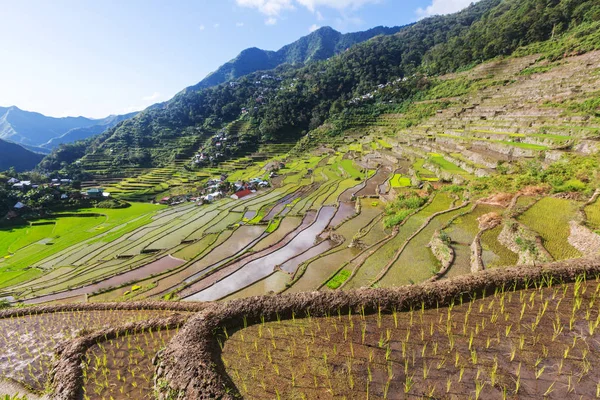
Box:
[42,0,600,176]
[0,139,44,171]
[192,25,404,90]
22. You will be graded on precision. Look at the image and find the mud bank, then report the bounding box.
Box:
[153,256,600,399]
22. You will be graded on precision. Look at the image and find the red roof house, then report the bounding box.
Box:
[231,189,252,200]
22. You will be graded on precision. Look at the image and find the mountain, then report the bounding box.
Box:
[0,139,44,172]
[40,112,137,150]
[46,0,600,175]
[192,26,405,90]
[0,106,137,148]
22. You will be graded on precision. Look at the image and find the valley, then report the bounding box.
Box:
[0,0,599,398]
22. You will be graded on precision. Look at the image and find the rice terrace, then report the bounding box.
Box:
[1,0,600,399]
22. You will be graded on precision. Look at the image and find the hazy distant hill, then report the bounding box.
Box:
[0,106,137,148]
[0,139,44,171]
[40,112,137,150]
[192,26,405,90]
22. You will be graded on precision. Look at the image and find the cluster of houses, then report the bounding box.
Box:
[348,76,411,105]
[200,176,270,203]
[192,130,232,166]
[7,177,74,191]
[3,176,113,214]
[158,176,270,207]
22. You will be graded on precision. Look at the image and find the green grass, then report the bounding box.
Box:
[390,174,411,188]
[585,199,600,232]
[377,139,392,149]
[518,197,581,260]
[413,159,439,182]
[325,269,351,289]
[266,217,282,233]
[338,159,363,180]
[429,154,468,174]
[0,203,164,288]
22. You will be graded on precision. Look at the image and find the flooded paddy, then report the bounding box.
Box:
[444,204,502,279]
[0,309,179,391]
[25,255,186,304]
[184,206,337,301]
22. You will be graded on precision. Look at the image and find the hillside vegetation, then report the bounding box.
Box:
[0,139,44,172]
[2,1,600,398]
[191,25,405,90]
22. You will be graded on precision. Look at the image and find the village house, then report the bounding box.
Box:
[86,188,104,199]
[231,188,253,200]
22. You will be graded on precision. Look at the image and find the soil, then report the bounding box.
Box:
[153,256,600,400]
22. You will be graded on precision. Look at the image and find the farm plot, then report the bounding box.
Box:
[0,309,178,393]
[390,174,411,188]
[222,276,600,399]
[24,256,185,304]
[345,193,455,289]
[379,203,467,286]
[445,205,503,278]
[82,326,180,400]
[287,201,384,292]
[585,198,600,231]
[0,204,164,290]
[184,206,337,301]
[518,197,581,260]
[481,225,519,268]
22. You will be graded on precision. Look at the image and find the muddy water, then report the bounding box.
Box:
[338,181,367,203]
[243,211,256,220]
[253,217,303,252]
[279,241,334,274]
[380,205,467,287]
[184,206,337,301]
[222,271,291,300]
[24,255,186,304]
[444,205,501,279]
[263,189,307,221]
[183,225,267,283]
[355,166,392,197]
[177,214,316,298]
[327,202,356,228]
[286,247,357,293]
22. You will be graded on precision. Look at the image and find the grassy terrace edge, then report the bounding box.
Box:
[152,256,600,400]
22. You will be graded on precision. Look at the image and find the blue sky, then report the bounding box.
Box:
[0,0,477,118]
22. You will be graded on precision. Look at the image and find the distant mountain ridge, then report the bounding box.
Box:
[192,25,405,90]
[0,106,137,150]
[0,139,44,172]
[40,112,137,150]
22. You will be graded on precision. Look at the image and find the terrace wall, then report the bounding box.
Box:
[153,256,600,399]
[0,302,208,400]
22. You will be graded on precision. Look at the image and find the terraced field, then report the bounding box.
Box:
[0,52,597,313]
[0,46,600,400]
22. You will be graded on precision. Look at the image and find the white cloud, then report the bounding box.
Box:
[236,0,378,16]
[199,24,205,31]
[296,0,379,12]
[416,0,480,18]
[316,10,324,20]
[236,22,245,27]
[214,23,221,28]
[265,17,278,25]
[334,14,363,29]
[142,92,160,101]
[236,0,295,16]
[309,24,320,32]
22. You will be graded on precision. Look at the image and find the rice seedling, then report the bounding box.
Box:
[0,309,177,392]
[220,275,600,398]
